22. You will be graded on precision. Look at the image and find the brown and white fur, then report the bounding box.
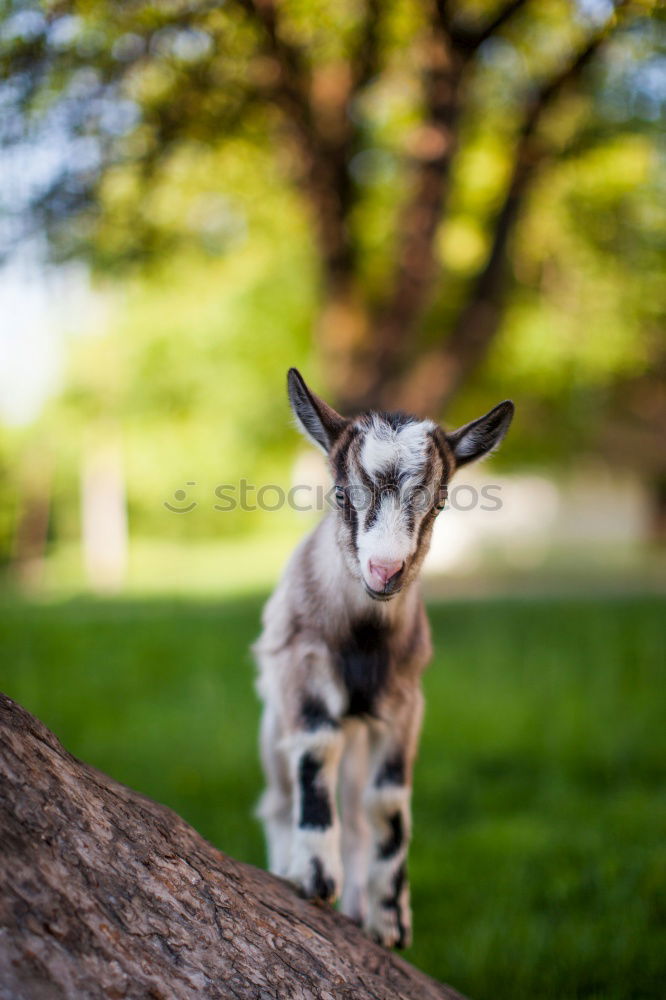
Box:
[254,368,514,948]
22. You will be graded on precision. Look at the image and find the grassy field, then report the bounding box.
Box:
[1,593,664,999]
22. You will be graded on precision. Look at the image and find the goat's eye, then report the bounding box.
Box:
[334,486,346,507]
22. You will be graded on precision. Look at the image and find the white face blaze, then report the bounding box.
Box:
[351,416,437,595]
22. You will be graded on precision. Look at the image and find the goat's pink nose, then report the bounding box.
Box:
[368,559,404,589]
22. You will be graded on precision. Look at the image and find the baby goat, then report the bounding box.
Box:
[255,368,514,948]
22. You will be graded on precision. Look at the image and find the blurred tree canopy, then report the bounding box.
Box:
[0,0,665,563]
[2,0,663,405]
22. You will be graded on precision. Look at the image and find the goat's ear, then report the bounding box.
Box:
[446,400,514,468]
[287,368,348,454]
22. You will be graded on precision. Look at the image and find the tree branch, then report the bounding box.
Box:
[447,1,530,56]
[0,693,468,999]
[388,3,629,417]
[336,0,531,410]
[341,21,464,411]
[352,0,383,91]
[238,0,357,282]
[238,0,318,154]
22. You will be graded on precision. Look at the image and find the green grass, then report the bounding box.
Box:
[1,593,664,999]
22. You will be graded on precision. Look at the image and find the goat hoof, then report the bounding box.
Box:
[366,905,412,950]
[291,855,339,904]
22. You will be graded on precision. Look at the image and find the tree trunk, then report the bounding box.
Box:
[0,693,466,1000]
[10,448,52,592]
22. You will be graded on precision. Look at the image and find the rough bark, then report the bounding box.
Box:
[0,693,466,1000]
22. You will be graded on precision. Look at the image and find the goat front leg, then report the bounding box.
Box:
[286,713,344,903]
[364,690,424,948]
[256,703,292,877]
[339,720,370,925]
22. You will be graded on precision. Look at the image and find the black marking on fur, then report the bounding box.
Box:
[414,498,437,556]
[298,753,332,829]
[301,696,339,731]
[381,862,408,949]
[378,811,404,859]
[337,618,390,717]
[375,753,405,787]
[331,425,357,480]
[362,475,400,534]
[402,502,416,536]
[330,425,362,555]
[310,856,335,900]
[347,500,359,554]
[430,426,452,476]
